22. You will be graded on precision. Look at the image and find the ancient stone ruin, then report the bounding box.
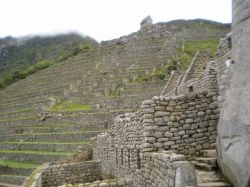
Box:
[1,0,250,186]
[0,15,230,187]
[22,46,233,187]
[140,16,153,29]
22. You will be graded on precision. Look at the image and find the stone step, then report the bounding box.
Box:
[194,157,217,165]
[201,149,217,157]
[194,163,218,171]
[195,169,226,184]
[197,182,233,187]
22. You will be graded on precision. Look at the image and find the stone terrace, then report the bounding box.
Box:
[0,19,229,186]
[93,49,231,187]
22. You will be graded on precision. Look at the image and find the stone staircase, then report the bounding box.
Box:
[191,148,233,187]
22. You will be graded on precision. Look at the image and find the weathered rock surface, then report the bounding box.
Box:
[217,0,250,186]
[175,162,197,187]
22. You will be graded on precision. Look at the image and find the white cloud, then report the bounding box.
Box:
[0,0,232,41]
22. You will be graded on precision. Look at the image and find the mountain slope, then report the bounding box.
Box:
[0,33,98,88]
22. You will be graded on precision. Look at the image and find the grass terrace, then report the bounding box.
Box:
[4,130,100,136]
[0,160,40,169]
[0,150,74,156]
[48,99,93,112]
[0,141,90,145]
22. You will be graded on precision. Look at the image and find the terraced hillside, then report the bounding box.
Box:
[0,19,230,186]
[0,33,98,89]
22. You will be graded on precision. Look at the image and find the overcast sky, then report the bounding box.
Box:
[0,0,231,41]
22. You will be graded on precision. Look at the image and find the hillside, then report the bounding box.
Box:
[0,19,230,186]
[0,33,98,88]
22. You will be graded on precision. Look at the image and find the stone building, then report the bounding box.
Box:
[140,16,153,29]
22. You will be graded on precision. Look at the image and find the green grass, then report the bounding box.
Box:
[0,116,36,122]
[4,130,100,136]
[0,174,27,177]
[0,121,109,129]
[173,39,219,71]
[23,164,49,187]
[15,123,79,128]
[0,150,74,155]
[0,108,34,115]
[0,160,40,169]
[48,99,92,112]
[131,69,166,84]
[129,39,220,84]
[0,34,98,90]
[0,141,90,145]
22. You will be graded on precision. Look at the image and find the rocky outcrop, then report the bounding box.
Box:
[217,0,250,186]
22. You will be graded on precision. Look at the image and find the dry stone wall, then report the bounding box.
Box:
[93,48,219,187]
[22,44,220,187]
[23,161,101,187]
[141,91,218,157]
[94,133,196,187]
[177,51,215,94]
[22,162,133,187]
[41,161,101,187]
[161,71,183,96]
[72,178,134,187]
[216,33,232,108]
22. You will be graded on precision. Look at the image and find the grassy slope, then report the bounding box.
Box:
[0,160,40,169]
[176,39,219,70]
[0,150,74,155]
[0,33,98,89]
[132,39,220,84]
[48,99,92,112]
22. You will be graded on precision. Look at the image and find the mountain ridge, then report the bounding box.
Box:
[0,33,98,88]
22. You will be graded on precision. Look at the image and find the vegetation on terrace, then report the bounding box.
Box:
[48,99,93,112]
[0,33,98,89]
[6,130,99,136]
[132,39,219,84]
[0,160,40,169]
[0,141,90,145]
[0,19,230,186]
[0,150,74,155]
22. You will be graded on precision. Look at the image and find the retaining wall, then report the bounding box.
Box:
[42,161,101,187]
